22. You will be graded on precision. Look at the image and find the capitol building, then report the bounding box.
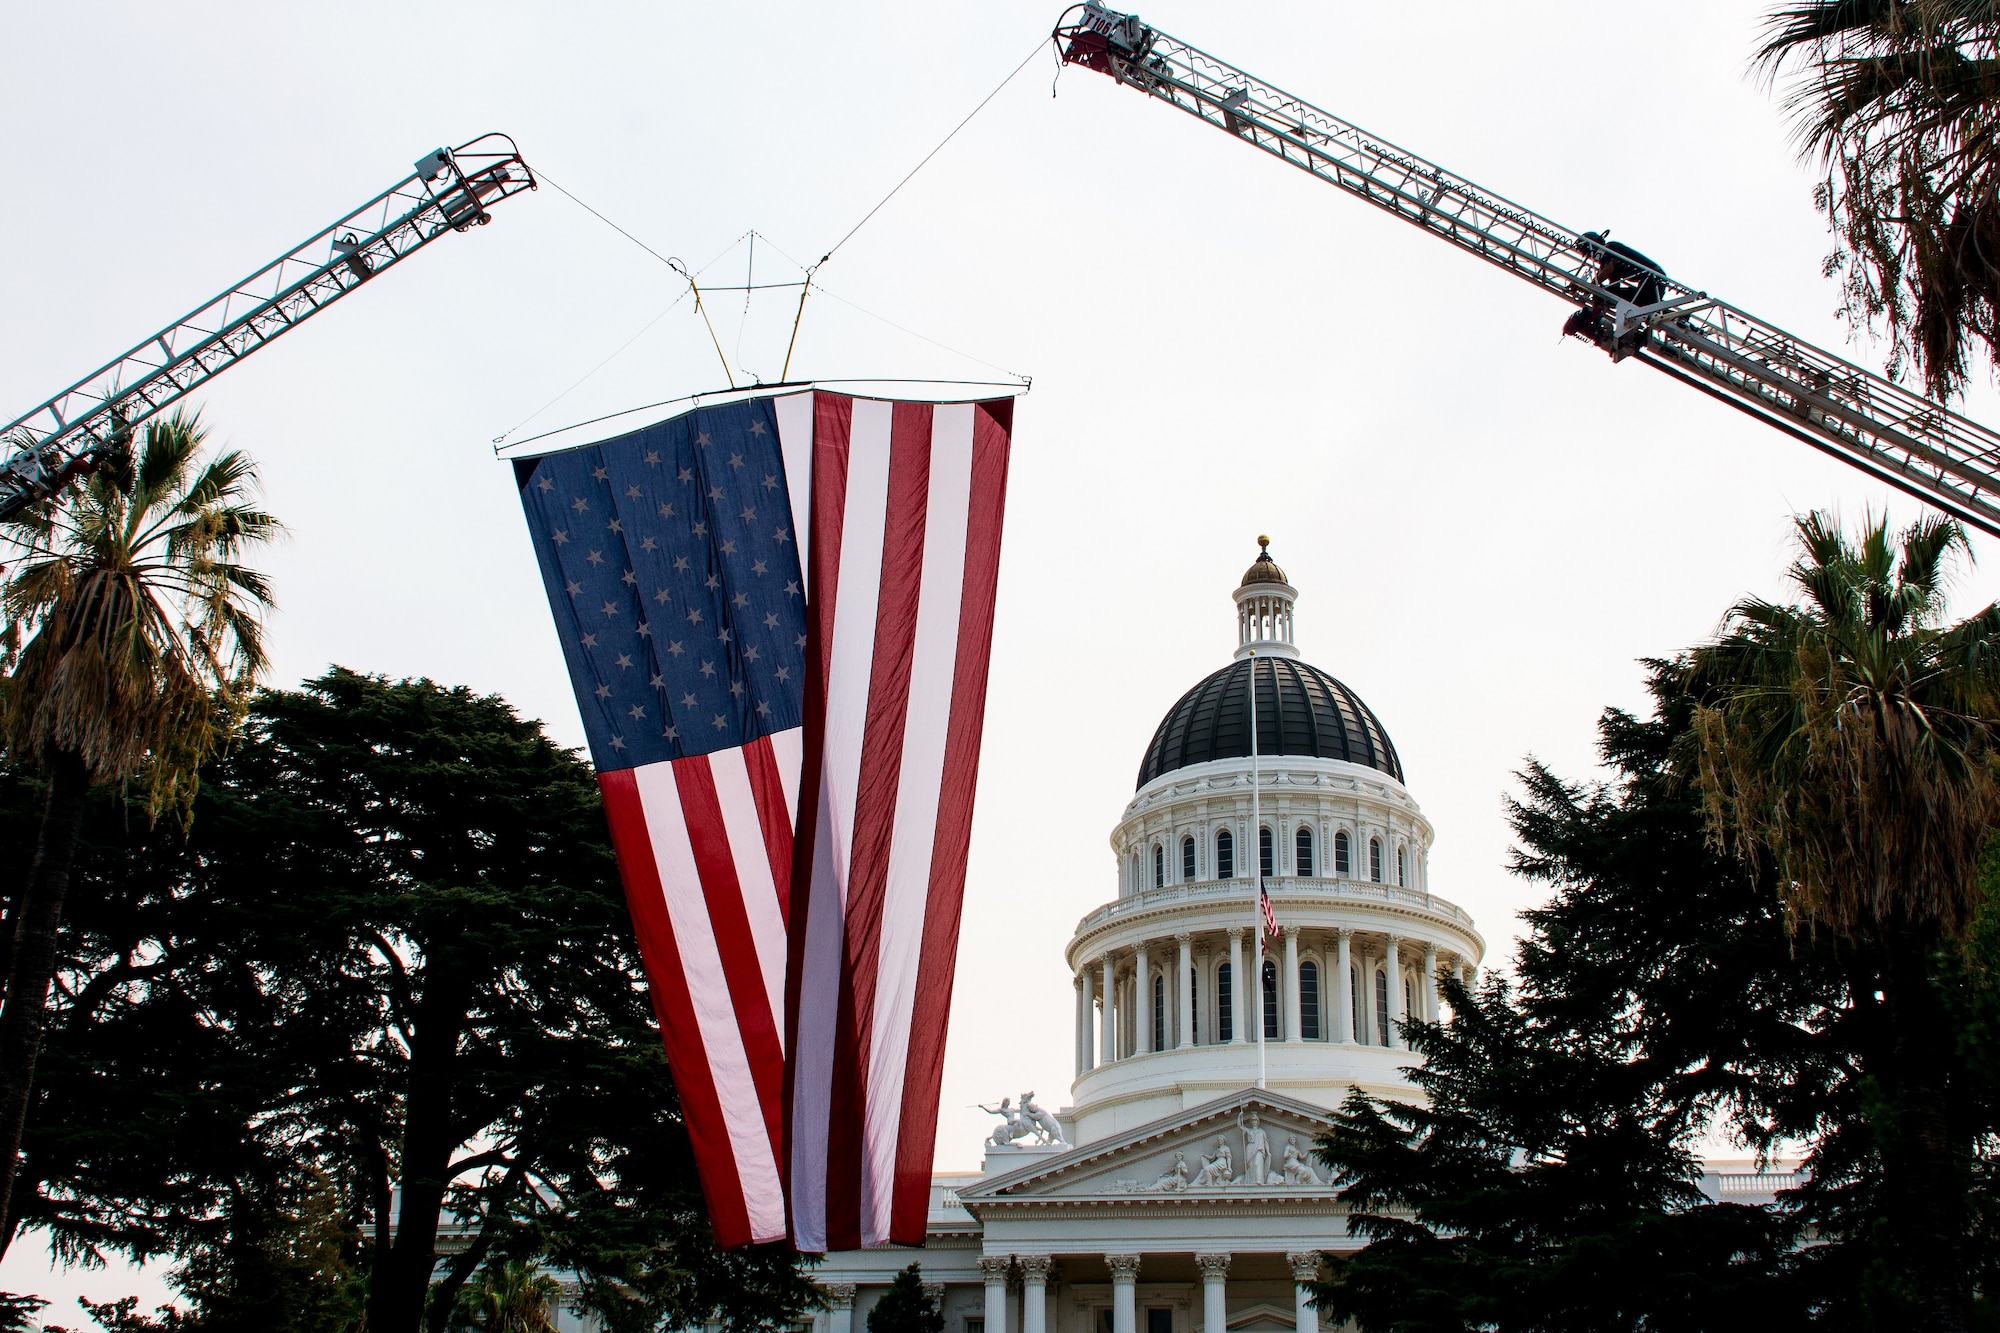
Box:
[808,542,1488,1333]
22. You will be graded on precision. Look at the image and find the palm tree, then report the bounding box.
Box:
[0,408,280,1242]
[1758,2,2000,400]
[1686,509,2000,1331]
[466,1260,560,1333]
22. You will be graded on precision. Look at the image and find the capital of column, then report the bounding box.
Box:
[823,1283,857,1309]
[1226,926,1244,941]
[1194,1253,1231,1279]
[979,1256,1011,1282]
[1384,933,1403,947]
[1283,923,1300,940]
[1174,931,1193,946]
[1286,1252,1321,1284]
[1018,1255,1055,1283]
[1335,926,1353,942]
[923,1283,946,1308]
[1105,1254,1142,1282]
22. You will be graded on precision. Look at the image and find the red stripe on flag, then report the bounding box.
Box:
[669,755,787,1155]
[599,769,755,1248]
[886,401,1012,1242]
[741,735,795,920]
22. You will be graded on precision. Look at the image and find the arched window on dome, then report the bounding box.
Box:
[1217,828,1235,880]
[1152,972,1165,1052]
[1369,837,1383,883]
[1153,843,1164,890]
[1334,830,1350,877]
[1300,959,1321,1039]
[1262,958,1280,1039]
[1350,963,1361,1042]
[1259,825,1274,880]
[1405,973,1418,1028]
[1182,835,1196,883]
[1296,826,1314,877]
[1190,966,1200,1044]
[1217,961,1234,1041]
[1374,967,1390,1046]
[1128,851,1139,893]
[1396,843,1407,887]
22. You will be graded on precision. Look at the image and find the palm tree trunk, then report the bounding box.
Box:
[1881,929,1972,1331]
[0,748,90,1250]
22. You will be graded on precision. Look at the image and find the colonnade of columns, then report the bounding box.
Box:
[961,1252,1322,1333]
[1076,928,1476,1071]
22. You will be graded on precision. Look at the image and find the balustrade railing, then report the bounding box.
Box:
[1074,876,1476,935]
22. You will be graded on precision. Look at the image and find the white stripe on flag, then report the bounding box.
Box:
[709,747,788,1052]
[860,403,974,1245]
[633,761,787,1242]
[770,726,803,827]
[775,391,815,591]
[790,398,893,1250]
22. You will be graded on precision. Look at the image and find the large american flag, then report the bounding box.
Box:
[515,390,1012,1251]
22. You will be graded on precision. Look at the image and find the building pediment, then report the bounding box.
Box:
[957,1088,1335,1206]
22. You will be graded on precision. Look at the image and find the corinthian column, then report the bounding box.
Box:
[980,1257,1010,1333]
[1334,929,1353,1044]
[1106,1255,1141,1333]
[1286,1253,1320,1333]
[1019,1255,1053,1333]
[1195,1253,1230,1333]
[825,1285,856,1333]
[1283,925,1301,1041]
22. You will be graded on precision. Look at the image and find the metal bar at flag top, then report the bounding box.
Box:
[1251,647,1266,1092]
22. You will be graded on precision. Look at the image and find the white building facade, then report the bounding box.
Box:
[810,543,1484,1333]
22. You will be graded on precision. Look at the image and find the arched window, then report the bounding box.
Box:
[1153,843,1165,890]
[1334,830,1350,876]
[1350,963,1361,1041]
[1295,826,1314,877]
[1153,972,1166,1051]
[1300,959,1321,1039]
[1217,961,1234,1041]
[1182,835,1197,882]
[1369,836,1383,883]
[1128,851,1139,892]
[1397,844,1407,887]
[1405,973,1418,1026]
[1217,828,1235,880]
[1259,825,1275,880]
[1262,958,1280,1039]
[1190,966,1200,1044]
[1374,968,1390,1046]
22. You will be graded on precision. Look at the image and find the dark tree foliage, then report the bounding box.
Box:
[1314,662,2000,1331]
[1,669,816,1333]
[865,1265,942,1333]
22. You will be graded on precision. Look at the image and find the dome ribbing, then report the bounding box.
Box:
[1136,655,1402,789]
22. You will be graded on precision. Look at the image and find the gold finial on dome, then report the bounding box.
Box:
[1240,534,1289,588]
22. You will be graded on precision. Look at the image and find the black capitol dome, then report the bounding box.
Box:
[1136,537,1403,789]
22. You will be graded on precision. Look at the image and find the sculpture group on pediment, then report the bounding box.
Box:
[1117,1112,1326,1192]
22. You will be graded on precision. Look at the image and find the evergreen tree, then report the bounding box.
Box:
[1,670,815,1333]
[1315,661,2000,1330]
[866,1265,943,1333]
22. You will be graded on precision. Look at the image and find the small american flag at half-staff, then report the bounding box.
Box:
[514,389,1012,1251]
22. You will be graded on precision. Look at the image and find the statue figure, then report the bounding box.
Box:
[1019,1091,1068,1146]
[1193,1135,1234,1187]
[1281,1134,1322,1186]
[1239,1109,1273,1186]
[980,1097,1026,1147]
[1150,1151,1191,1193]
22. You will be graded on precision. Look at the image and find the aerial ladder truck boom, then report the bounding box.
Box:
[1054,5,2000,537]
[0,132,535,521]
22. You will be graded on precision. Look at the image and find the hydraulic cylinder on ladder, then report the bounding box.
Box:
[0,133,535,521]
[1053,4,2000,537]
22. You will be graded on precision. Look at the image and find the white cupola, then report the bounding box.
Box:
[1233,535,1299,660]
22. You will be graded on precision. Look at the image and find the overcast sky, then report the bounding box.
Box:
[11,0,2000,1309]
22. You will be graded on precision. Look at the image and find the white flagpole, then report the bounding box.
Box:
[1250,646,1266,1091]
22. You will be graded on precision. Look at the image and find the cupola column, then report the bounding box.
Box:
[1176,934,1195,1048]
[1075,971,1092,1075]
[1134,943,1152,1055]
[1283,926,1302,1042]
[1334,929,1354,1045]
[1385,935,1405,1049]
[1100,954,1117,1063]
[1228,929,1247,1044]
